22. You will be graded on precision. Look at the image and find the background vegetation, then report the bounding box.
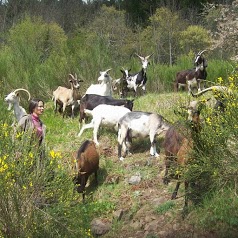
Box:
[0,0,238,237]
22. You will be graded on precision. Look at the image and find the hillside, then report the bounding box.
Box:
[42,92,223,238]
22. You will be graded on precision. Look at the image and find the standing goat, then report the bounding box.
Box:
[52,73,83,118]
[85,69,113,96]
[78,104,132,145]
[174,50,208,94]
[117,111,170,161]
[163,107,201,213]
[79,94,134,123]
[74,140,99,200]
[120,53,153,97]
[186,50,208,94]
[5,88,31,122]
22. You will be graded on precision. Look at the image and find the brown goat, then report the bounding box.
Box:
[163,110,200,212]
[74,140,99,200]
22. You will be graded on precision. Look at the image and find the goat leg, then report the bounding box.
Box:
[171,181,181,200]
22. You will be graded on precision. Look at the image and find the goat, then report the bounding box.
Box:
[186,50,208,94]
[163,108,201,214]
[4,88,31,122]
[52,73,83,118]
[79,94,134,123]
[120,53,153,97]
[174,50,208,94]
[117,111,170,161]
[73,140,99,200]
[117,68,134,98]
[189,86,231,118]
[85,69,113,96]
[77,104,131,145]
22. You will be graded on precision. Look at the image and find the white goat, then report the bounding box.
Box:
[117,111,170,161]
[4,88,31,122]
[77,104,131,145]
[85,69,113,96]
[52,73,83,118]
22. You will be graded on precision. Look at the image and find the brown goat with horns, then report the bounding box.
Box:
[163,108,201,214]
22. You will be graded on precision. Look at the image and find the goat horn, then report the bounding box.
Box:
[135,53,144,60]
[197,50,208,56]
[192,86,229,97]
[69,74,75,79]
[13,88,31,101]
[105,68,111,73]
[145,53,154,60]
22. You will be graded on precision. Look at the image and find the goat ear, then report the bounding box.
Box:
[128,68,131,72]
[120,69,124,73]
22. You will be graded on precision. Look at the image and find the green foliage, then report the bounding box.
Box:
[181,76,238,232]
[190,188,238,237]
[155,201,175,215]
[179,25,211,53]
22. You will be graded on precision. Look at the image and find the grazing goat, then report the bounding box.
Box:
[174,50,208,94]
[85,69,113,96]
[117,111,170,161]
[78,104,131,145]
[4,88,31,122]
[120,53,153,97]
[79,94,134,123]
[163,108,201,213]
[52,73,83,118]
[74,140,99,200]
[189,86,231,118]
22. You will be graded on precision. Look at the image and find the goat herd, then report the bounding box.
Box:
[4,51,230,212]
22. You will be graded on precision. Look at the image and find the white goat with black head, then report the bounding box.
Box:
[85,69,113,96]
[52,73,83,118]
[5,88,31,122]
[121,53,153,97]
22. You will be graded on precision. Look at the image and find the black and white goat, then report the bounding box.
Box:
[174,50,208,94]
[120,53,153,97]
[117,111,170,161]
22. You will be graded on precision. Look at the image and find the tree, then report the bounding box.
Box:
[179,25,212,54]
[141,7,185,65]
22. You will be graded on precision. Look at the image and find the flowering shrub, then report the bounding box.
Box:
[0,120,94,237]
[183,74,238,233]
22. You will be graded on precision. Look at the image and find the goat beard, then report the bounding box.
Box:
[7,103,12,111]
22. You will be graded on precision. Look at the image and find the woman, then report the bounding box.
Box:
[18,98,46,147]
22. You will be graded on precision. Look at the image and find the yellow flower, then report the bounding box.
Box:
[217,77,223,84]
[28,152,34,159]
